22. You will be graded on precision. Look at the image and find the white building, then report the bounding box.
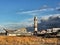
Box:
[47,29,52,33]
[40,30,47,34]
[7,28,32,36]
[52,28,60,32]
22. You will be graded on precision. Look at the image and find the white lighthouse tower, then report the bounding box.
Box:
[34,16,38,35]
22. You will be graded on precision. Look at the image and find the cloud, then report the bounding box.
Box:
[41,14,60,21]
[17,7,55,16]
[5,14,60,30]
[2,21,33,30]
[40,5,50,9]
[0,13,60,32]
[18,8,54,14]
[56,7,60,11]
[37,14,60,30]
[27,13,60,31]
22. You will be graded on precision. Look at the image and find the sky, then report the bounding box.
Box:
[0,0,60,30]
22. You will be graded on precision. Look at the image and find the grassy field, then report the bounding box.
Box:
[0,36,60,45]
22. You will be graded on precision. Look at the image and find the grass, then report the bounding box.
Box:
[0,36,59,45]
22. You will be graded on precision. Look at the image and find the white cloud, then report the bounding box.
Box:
[56,7,60,10]
[41,15,52,21]
[17,7,55,16]
[17,6,60,16]
[0,13,60,30]
[42,5,48,8]
[1,21,33,30]
[41,14,60,21]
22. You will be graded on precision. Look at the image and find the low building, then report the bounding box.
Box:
[40,30,47,34]
[4,28,32,36]
[57,30,60,37]
[8,33,16,36]
[47,29,52,33]
[52,28,60,32]
[14,28,27,33]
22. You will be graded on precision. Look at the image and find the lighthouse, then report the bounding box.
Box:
[34,16,38,35]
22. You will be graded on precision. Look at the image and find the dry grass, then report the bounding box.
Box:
[0,36,59,45]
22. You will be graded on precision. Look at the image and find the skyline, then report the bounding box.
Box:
[0,0,60,29]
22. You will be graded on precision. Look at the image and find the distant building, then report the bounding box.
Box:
[40,30,47,34]
[8,33,16,36]
[47,29,52,33]
[15,28,27,33]
[3,28,32,36]
[52,28,60,32]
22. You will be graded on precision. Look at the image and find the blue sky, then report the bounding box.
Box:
[0,0,60,29]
